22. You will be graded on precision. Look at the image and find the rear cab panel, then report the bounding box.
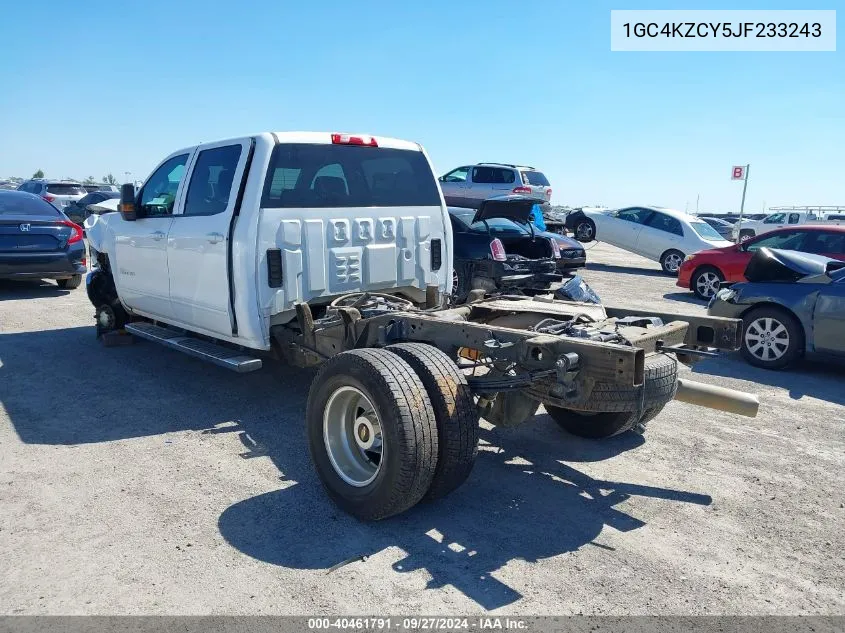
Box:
[253,132,452,338]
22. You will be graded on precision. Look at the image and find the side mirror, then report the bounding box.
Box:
[119,183,137,221]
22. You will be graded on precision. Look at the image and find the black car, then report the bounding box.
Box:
[0,190,87,289]
[63,190,120,224]
[449,197,562,301]
[708,247,845,369]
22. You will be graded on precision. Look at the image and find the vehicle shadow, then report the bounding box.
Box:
[0,279,69,300]
[586,263,666,278]
[218,418,709,610]
[692,354,845,405]
[662,291,706,306]
[0,326,711,611]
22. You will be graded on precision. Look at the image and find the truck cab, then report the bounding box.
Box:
[85,132,451,351]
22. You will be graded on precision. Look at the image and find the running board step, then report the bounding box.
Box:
[124,322,263,373]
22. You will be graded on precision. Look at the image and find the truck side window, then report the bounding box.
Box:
[788,213,800,224]
[139,154,189,217]
[183,145,243,216]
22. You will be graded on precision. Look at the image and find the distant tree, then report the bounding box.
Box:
[84,176,97,184]
[103,173,118,185]
[33,169,44,179]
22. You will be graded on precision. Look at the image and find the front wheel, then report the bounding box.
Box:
[740,306,803,370]
[692,266,724,300]
[660,250,685,275]
[306,349,439,520]
[57,275,82,289]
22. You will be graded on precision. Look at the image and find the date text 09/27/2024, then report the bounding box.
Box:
[307,617,528,630]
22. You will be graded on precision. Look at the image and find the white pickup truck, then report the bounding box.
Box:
[85,131,759,520]
[732,210,845,241]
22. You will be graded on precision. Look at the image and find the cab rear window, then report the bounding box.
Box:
[262,144,441,208]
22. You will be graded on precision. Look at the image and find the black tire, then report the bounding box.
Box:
[541,353,676,438]
[740,306,804,370]
[387,343,479,500]
[451,264,471,304]
[57,275,82,289]
[306,349,438,521]
[739,229,755,242]
[660,249,685,276]
[574,219,595,243]
[546,403,666,439]
[691,266,724,300]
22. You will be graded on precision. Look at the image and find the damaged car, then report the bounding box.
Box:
[708,247,845,369]
[449,196,564,302]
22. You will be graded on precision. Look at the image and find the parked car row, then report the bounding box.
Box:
[730,209,845,242]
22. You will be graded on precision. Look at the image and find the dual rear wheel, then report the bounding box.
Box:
[306,344,479,521]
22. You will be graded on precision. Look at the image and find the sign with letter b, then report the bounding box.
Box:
[731,165,746,181]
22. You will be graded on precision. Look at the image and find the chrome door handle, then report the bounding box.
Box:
[207,232,224,244]
[151,231,166,241]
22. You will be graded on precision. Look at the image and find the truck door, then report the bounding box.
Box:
[166,139,250,336]
[114,152,191,319]
[813,278,845,355]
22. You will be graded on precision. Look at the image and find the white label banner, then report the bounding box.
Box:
[611,10,836,51]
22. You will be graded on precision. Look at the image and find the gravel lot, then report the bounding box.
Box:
[1,242,843,615]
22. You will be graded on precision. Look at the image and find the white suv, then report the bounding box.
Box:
[439,163,551,208]
[17,179,87,213]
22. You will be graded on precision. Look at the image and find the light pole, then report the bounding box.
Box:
[124,171,131,185]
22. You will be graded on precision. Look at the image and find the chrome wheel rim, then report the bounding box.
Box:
[452,268,460,292]
[323,386,384,487]
[695,272,721,298]
[576,222,593,241]
[664,253,683,273]
[745,317,790,361]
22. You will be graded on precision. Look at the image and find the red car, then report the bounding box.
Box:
[678,226,845,300]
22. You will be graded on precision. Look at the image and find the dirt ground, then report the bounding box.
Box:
[1,242,843,615]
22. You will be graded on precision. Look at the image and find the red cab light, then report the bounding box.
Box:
[512,186,532,195]
[549,238,561,259]
[490,238,507,262]
[61,220,84,245]
[331,133,378,147]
